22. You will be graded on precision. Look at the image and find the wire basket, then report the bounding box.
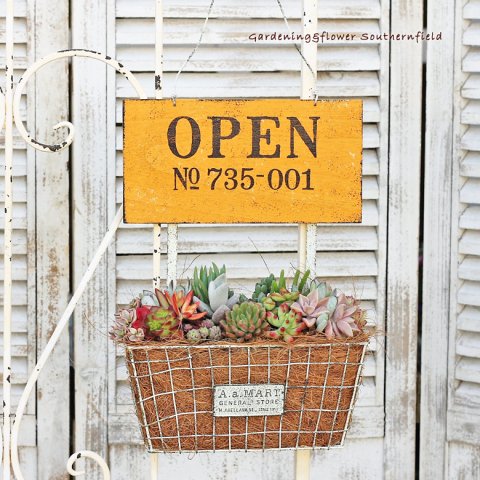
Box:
[125,336,368,453]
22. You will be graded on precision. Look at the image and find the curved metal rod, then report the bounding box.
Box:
[11,207,123,480]
[10,49,146,479]
[67,451,111,479]
[13,49,147,152]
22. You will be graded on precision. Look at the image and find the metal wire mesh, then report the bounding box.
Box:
[125,340,367,453]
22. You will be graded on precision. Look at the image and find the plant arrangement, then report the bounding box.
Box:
[110,264,368,344]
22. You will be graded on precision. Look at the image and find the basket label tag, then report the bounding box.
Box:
[213,384,285,417]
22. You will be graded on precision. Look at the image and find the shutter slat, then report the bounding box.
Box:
[115,98,381,124]
[116,71,380,97]
[457,332,480,358]
[460,179,480,204]
[116,251,378,280]
[462,73,480,99]
[117,225,378,254]
[458,257,480,281]
[116,0,382,20]
[461,152,480,177]
[459,231,480,255]
[463,49,480,72]
[463,22,480,46]
[455,357,480,384]
[116,18,381,45]
[460,206,480,229]
[458,281,480,307]
[458,306,480,332]
[464,0,480,20]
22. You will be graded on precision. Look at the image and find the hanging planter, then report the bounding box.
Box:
[111,265,371,453]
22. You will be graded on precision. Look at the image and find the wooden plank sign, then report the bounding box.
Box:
[123,99,362,224]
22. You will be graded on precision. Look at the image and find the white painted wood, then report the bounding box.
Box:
[33,1,71,478]
[444,3,480,477]
[71,1,109,478]
[116,0,382,20]
[385,1,423,479]
[447,441,480,480]
[419,0,455,477]
[0,1,37,478]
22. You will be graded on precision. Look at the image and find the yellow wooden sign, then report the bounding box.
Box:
[123,99,362,224]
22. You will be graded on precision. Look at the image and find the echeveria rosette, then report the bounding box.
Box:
[146,307,182,339]
[220,302,268,342]
[325,293,361,339]
[290,289,329,328]
[109,308,137,342]
[266,303,306,343]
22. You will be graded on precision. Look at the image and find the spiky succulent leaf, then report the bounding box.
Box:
[192,264,231,314]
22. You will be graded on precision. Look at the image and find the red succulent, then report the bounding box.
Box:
[156,288,207,322]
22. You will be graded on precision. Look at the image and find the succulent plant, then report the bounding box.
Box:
[208,325,222,341]
[290,289,330,328]
[184,319,224,342]
[146,307,182,339]
[192,264,238,321]
[155,288,207,323]
[109,308,137,342]
[266,303,306,343]
[311,280,333,299]
[324,292,361,339]
[220,302,268,342]
[186,329,202,342]
[290,269,311,295]
[267,288,300,306]
[199,326,210,339]
[126,327,145,342]
[252,273,276,302]
[192,263,232,304]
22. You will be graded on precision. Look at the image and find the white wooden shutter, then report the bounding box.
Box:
[0,0,36,474]
[109,0,387,477]
[446,0,480,475]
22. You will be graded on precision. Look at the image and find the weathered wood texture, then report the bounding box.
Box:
[33,1,71,479]
[71,1,109,478]
[419,0,455,477]
[385,1,423,480]
[444,0,480,476]
[0,0,37,477]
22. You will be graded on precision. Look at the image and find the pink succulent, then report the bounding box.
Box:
[290,290,329,328]
[325,293,360,339]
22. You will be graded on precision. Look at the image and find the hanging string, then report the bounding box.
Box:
[274,0,317,82]
[172,0,216,101]
[172,0,318,101]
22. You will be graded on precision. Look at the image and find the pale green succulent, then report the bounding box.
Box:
[192,264,238,322]
[220,302,268,342]
[266,303,306,343]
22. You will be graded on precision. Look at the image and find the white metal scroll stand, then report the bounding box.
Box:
[1,0,318,478]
